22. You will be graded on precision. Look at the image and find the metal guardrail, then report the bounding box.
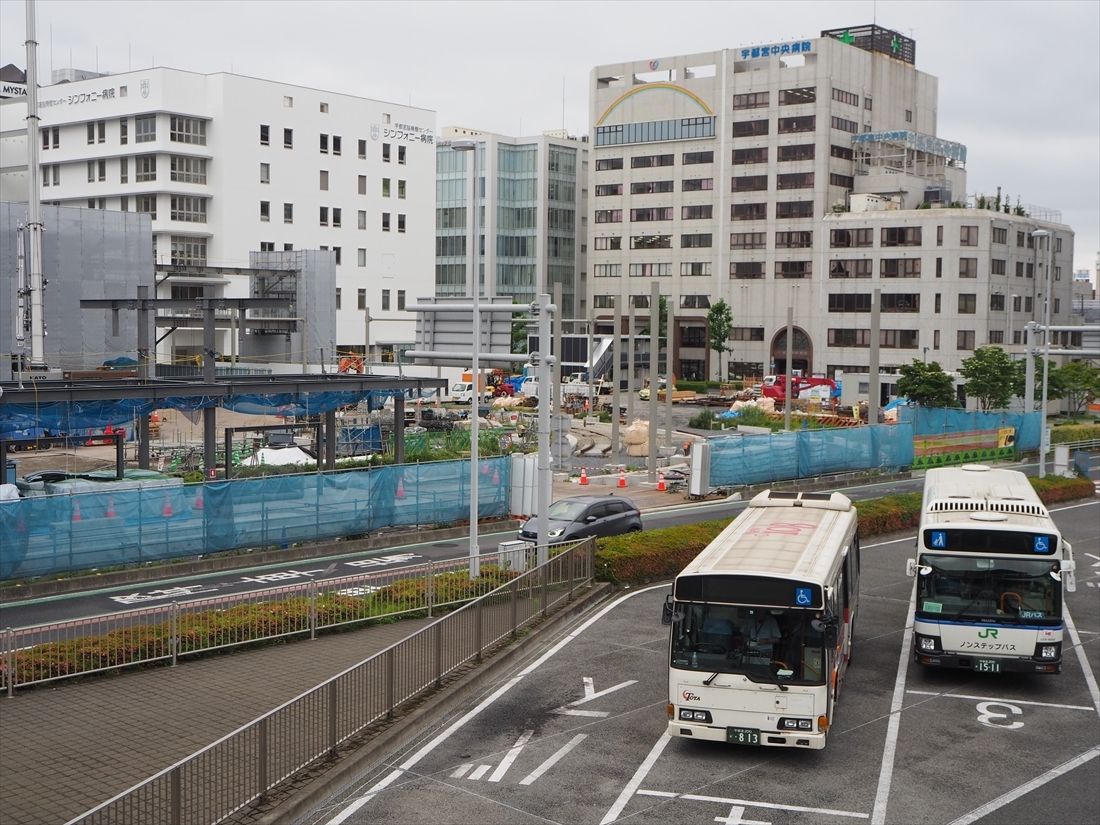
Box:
[53,539,594,825]
[3,549,540,694]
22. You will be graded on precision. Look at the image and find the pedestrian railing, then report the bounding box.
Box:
[53,538,594,825]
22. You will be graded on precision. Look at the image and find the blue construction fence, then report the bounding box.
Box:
[0,456,511,580]
[898,407,1041,450]
[708,423,914,488]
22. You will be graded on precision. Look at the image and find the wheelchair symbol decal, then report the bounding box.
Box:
[794,587,813,606]
[1033,535,1049,553]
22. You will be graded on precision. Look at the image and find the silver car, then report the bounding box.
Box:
[519,494,642,543]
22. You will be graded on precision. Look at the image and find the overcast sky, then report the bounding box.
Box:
[2,0,1097,277]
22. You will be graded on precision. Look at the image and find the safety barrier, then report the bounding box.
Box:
[59,539,595,825]
[0,457,511,580]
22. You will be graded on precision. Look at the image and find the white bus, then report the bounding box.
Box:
[907,464,1076,674]
[662,489,860,750]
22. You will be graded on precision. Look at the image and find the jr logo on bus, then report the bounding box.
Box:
[977,628,999,639]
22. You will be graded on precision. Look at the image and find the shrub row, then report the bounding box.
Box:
[1051,423,1100,443]
[593,476,1092,586]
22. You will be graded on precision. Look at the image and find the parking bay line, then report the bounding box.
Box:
[905,690,1094,712]
[635,790,868,820]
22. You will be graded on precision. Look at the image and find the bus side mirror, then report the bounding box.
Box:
[661,597,674,626]
[1059,559,1076,593]
[905,558,917,577]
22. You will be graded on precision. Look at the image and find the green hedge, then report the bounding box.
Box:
[593,476,1093,585]
[1051,423,1100,443]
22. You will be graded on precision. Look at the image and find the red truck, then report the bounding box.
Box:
[760,374,836,403]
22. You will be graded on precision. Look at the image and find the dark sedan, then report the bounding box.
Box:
[519,493,642,543]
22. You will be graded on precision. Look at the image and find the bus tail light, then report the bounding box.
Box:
[817,715,829,733]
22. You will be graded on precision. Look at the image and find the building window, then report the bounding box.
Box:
[732,119,769,137]
[958,294,977,314]
[830,144,854,160]
[989,293,1006,311]
[957,330,975,350]
[259,241,274,252]
[382,290,391,311]
[358,139,367,159]
[830,228,873,248]
[991,259,1006,275]
[135,155,157,182]
[680,294,711,308]
[681,233,712,249]
[732,91,769,109]
[731,327,765,341]
[682,204,713,220]
[330,207,340,228]
[776,172,814,190]
[358,248,366,267]
[775,231,813,249]
[260,201,270,221]
[959,257,978,278]
[333,246,342,265]
[170,116,206,145]
[905,109,913,123]
[776,144,815,161]
[775,201,814,219]
[136,195,157,219]
[171,236,207,266]
[320,206,329,226]
[731,261,764,279]
[170,155,206,184]
[398,180,406,199]
[357,289,366,310]
[776,261,811,279]
[319,101,329,114]
[87,122,94,144]
[332,136,342,155]
[594,236,622,251]
[335,287,341,309]
[732,147,768,165]
[595,209,622,223]
[382,143,391,162]
[397,145,406,164]
[991,226,1007,244]
[731,203,767,221]
[358,210,367,230]
[382,178,392,197]
[592,264,622,278]
[283,128,293,148]
[832,88,859,106]
[595,157,623,171]
[260,124,270,145]
[631,154,675,168]
[170,196,207,223]
[630,180,673,195]
[260,162,270,184]
[730,231,766,250]
[828,259,872,278]
[960,225,979,246]
[681,263,712,277]
[936,257,943,278]
[628,263,672,277]
[630,207,674,221]
[134,115,156,143]
[732,175,768,192]
[881,258,921,278]
[320,133,329,153]
[397,214,406,233]
[630,235,671,250]
[830,116,859,134]
[778,115,815,134]
[397,290,406,310]
[881,227,922,246]
[682,178,713,192]
[682,150,714,164]
[119,196,128,211]
[829,173,854,189]
[382,213,391,231]
[880,293,920,312]
[283,202,294,223]
[828,294,872,313]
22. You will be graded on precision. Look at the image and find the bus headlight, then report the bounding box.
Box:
[679,708,712,723]
[916,634,940,653]
[778,717,813,730]
[1037,644,1060,660]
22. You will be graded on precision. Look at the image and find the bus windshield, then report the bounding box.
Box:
[916,554,1061,623]
[670,604,826,685]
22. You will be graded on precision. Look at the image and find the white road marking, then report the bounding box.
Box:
[468,764,492,781]
[944,746,1100,825]
[488,729,533,782]
[1084,552,1100,568]
[871,577,916,825]
[325,583,670,823]
[714,804,770,825]
[519,733,587,785]
[450,763,472,779]
[905,690,1094,712]
[552,707,611,717]
[599,732,672,825]
[573,677,638,705]
[636,790,868,819]
[1064,605,1100,718]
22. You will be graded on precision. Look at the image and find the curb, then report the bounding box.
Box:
[248,581,616,825]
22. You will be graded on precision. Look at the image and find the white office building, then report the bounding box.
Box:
[587,25,1077,385]
[0,67,437,367]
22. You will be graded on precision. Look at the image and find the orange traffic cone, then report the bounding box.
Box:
[162,493,174,518]
[579,467,589,486]
[105,496,117,518]
[72,501,83,522]
[617,471,627,489]
[657,472,667,492]
[396,476,406,500]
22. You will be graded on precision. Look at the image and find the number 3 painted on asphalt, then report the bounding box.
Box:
[976,701,1024,729]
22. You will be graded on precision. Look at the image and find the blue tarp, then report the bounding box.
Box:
[0,456,511,580]
[898,407,1041,451]
[708,423,914,488]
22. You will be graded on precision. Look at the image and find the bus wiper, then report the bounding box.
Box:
[703,672,720,685]
[948,595,985,622]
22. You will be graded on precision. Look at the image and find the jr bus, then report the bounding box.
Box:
[662,489,860,750]
[906,464,1077,674]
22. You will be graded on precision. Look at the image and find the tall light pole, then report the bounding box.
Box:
[1031,229,1053,478]
[450,138,481,576]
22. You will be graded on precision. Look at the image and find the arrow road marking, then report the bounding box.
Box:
[553,677,638,717]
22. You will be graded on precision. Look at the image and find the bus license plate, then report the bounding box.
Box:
[973,659,1001,673]
[727,727,761,746]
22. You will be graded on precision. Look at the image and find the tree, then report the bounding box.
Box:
[706,300,734,381]
[1011,355,1067,406]
[959,346,1017,410]
[511,311,529,354]
[1053,361,1100,420]
[896,359,957,407]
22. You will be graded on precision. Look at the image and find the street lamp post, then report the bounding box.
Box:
[1031,229,1053,478]
[450,139,481,576]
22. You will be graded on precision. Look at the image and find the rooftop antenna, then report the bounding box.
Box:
[128,42,131,71]
[561,75,565,132]
[23,0,48,369]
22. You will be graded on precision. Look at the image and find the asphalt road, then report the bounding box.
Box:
[296,500,1100,825]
